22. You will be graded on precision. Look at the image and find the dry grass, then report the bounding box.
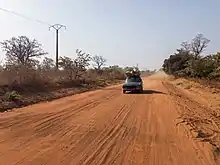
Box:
[0,68,125,112]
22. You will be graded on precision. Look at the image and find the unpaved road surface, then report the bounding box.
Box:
[0,73,219,165]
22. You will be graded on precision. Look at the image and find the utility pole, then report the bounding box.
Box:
[49,24,66,70]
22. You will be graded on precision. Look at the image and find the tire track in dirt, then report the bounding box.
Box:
[43,95,138,165]
[74,104,133,165]
[0,89,119,129]
[0,89,119,136]
[0,89,121,164]
[0,74,218,165]
[164,81,220,163]
[0,92,122,160]
[120,94,153,165]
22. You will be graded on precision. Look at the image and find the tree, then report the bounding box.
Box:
[40,57,55,71]
[179,34,210,58]
[180,41,191,53]
[58,56,75,80]
[58,56,73,70]
[58,49,91,80]
[162,34,220,80]
[75,49,91,72]
[102,65,125,80]
[92,55,107,70]
[0,36,47,68]
[190,33,210,58]
[162,49,194,76]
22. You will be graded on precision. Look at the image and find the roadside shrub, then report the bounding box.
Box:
[5,91,22,101]
[162,33,220,81]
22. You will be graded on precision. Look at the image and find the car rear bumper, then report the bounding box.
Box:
[123,86,142,91]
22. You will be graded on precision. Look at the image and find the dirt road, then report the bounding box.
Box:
[0,73,219,165]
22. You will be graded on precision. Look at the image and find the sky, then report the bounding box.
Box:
[0,0,220,70]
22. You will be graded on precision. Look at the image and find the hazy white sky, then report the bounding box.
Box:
[0,0,220,70]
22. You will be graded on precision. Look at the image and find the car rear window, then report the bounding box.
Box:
[126,77,142,83]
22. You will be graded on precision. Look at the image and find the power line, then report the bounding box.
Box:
[0,7,51,26]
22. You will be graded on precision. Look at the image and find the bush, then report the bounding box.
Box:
[5,91,22,101]
[162,34,220,80]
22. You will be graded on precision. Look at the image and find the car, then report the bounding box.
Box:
[122,75,143,93]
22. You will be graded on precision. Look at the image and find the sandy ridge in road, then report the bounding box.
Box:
[0,72,218,165]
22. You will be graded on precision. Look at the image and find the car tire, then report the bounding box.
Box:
[139,89,143,93]
[123,90,126,94]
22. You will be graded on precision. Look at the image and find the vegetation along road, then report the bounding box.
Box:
[0,72,220,165]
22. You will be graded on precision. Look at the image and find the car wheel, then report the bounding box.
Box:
[138,89,143,93]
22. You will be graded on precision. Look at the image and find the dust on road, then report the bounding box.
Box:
[0,72,218,165]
